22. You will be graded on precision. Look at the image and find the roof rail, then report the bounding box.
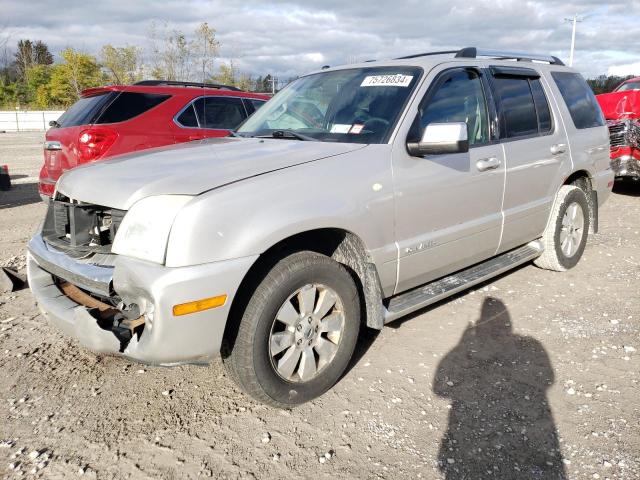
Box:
[395,50,459,60]
[455,47,565,66]
[133,80,241,91]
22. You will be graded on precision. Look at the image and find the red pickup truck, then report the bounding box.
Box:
[596,77,640,180]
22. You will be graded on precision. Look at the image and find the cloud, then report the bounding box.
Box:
[2,0,640,80]
[608,62,640,77]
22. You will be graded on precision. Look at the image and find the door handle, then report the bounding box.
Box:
[550,143,567,155]
[476,157,501,172]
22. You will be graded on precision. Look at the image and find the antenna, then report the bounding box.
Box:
[564,14,584,67]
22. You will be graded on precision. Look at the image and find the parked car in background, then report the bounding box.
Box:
[39,80,270,197]
[596,77,640,180]
[28,48,613,408]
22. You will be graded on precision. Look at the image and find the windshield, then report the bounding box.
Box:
[238,66,422,143]
[616,81,640,92]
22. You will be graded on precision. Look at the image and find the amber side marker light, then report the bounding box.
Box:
[173,295,227,316]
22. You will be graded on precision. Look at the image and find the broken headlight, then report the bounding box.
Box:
[112,195,193,264]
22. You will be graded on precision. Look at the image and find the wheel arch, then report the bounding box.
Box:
[221,228,386,360]
[563,169,598,233]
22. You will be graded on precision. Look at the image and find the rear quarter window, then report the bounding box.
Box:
[551,72,605,129]
[95,92,171,124]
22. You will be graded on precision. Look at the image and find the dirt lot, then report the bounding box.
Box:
[0,131,638,479]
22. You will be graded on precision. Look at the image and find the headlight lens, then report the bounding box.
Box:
[112,195,192,264]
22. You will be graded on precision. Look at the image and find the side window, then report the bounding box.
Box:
[551,71,605,129]
[530,79,552,133]
[418,69,489,146]
[243,98,266,115]
[249,99,266,111]
[95,92,170,124]
[492,76,538,138]
[176,103,199,127]
[193,97,246,129]
[243,99,256,115]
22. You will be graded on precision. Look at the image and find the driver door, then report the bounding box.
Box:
[392,66,505,294]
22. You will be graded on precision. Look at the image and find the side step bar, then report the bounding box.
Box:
[383,240,544,324]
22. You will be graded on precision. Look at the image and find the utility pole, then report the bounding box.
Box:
[268,76,277,94]
[564,14,583,67]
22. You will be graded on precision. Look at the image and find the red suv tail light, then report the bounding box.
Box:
[77,127,118,163]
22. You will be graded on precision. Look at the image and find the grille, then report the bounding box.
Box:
[607,121,627,148]
[42,199,126,256]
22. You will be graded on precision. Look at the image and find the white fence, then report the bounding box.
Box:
[0,110,65,132]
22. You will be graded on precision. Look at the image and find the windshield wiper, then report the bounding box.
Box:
[255,130,318,141]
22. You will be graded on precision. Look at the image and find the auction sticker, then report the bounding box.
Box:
[361,74,413,87]
[330,124,352,133]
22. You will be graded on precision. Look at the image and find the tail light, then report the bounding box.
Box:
[77,128,117,163]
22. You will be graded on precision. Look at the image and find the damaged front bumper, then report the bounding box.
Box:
[27,234,257,365]
[611,152,640,179]
[607,119,640,179]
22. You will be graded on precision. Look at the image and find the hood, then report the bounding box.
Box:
[57,137,366,209]
[596,90,640,121]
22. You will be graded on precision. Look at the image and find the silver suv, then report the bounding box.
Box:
[27,48,613,407]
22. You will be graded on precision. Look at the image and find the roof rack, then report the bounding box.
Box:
[395,47,564,66]
[455,47,564,65]
[395,50,459,60]
[133,80,241,91]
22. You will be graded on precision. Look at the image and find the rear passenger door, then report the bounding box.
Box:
[173,96,248,142]
[489,66,572,253]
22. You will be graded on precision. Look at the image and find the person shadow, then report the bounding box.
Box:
[434,297,566,479]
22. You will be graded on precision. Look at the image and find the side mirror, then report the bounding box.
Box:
[407,122,469,156]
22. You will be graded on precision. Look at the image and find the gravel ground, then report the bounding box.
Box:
[0,131,638,479]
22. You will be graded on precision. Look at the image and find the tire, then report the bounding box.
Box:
[534,185,590,272]
[223,251,360,408]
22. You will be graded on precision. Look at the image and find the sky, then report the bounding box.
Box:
[3,0,640,81]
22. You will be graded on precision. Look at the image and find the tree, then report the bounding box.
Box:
[210,59,253,90]
[148,21,190,80]
[587,75,635,95]
[13,39,53,82]
[193,22,219,80]
[48,48,104,106]
[33,41,53,66]
[14,39,33,81]
[147,21,220,81]
[24,64,51,106]
[262,74,275,93]
[101,44,142,84]
[254,75,263,92]
[211,61,236,86]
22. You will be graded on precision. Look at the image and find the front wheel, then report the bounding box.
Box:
[223,251,360,407]
[534,185,590,271]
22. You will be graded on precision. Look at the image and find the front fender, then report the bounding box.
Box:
[165,144,396,270]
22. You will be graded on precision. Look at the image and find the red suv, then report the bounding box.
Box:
[39,80,270,197]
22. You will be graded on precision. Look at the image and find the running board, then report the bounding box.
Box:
[383,240,543,324]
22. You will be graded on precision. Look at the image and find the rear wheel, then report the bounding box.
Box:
[534,185,590,271]
[223,251,360,407]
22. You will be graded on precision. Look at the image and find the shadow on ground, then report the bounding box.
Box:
[0,181,41,209]
[433,297,566,479]
[613,178,640,197]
